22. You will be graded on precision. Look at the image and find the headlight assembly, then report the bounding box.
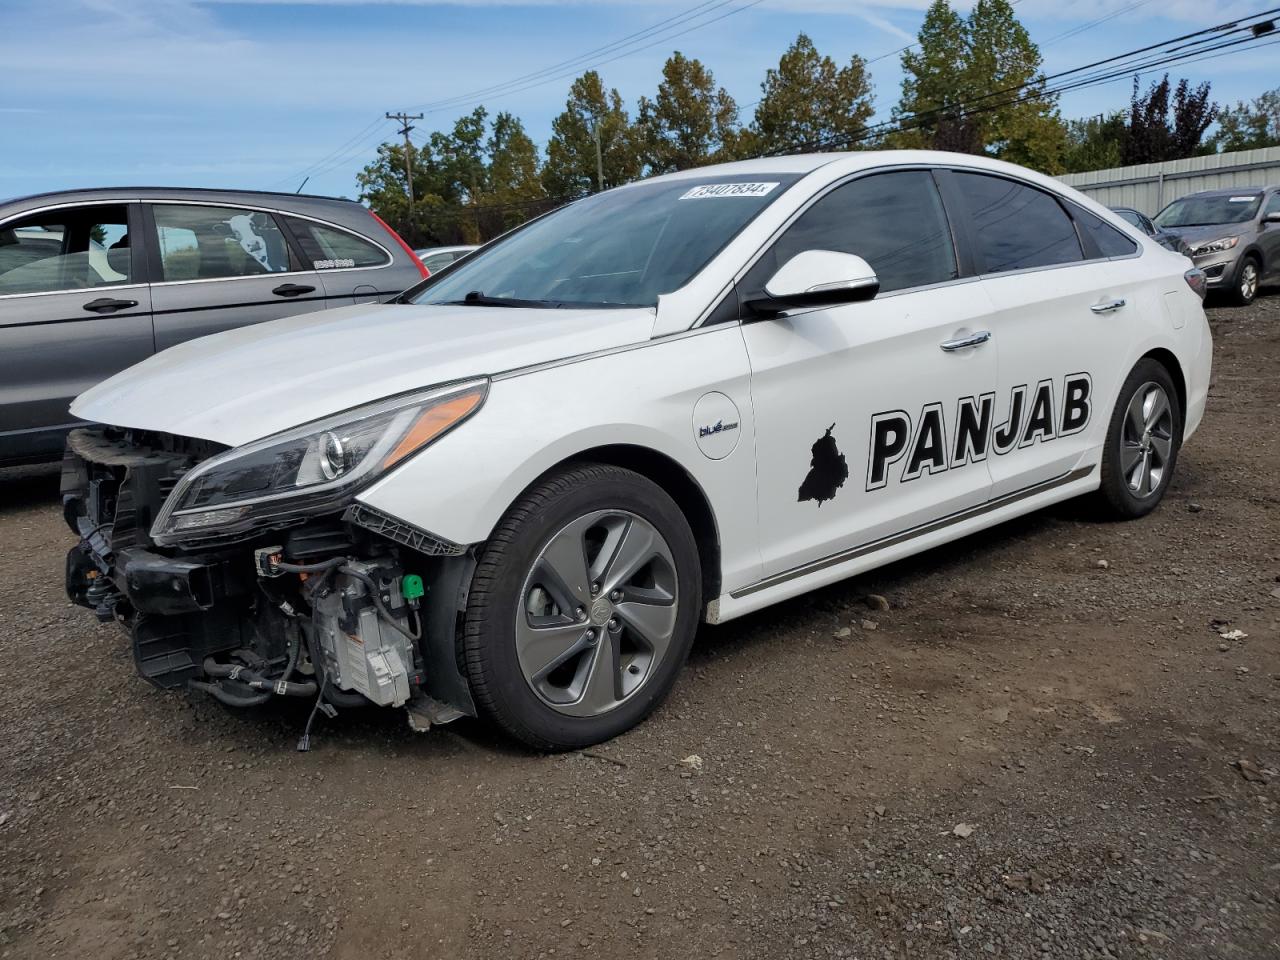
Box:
[1191,236,1239,256]
[151,380,487,544]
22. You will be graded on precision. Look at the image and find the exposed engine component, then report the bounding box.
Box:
[309,559,422,708]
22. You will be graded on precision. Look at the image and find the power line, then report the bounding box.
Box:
[386,111,424,204]
[411,0,768,128]
[762,8,1280,156]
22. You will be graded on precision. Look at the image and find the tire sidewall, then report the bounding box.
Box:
[465,466,702,749]
[1099,360,1182,518]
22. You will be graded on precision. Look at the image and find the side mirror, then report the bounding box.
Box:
[747,250,880,314]
[1265,211,1280,224]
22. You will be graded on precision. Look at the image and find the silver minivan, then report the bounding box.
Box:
[1152,186,1280,306]
[0,188,426,466]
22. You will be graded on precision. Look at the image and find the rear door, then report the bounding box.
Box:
[280,214,408,306]
[146,202,328,352]
[0,201,152,462]
[941,170,1132,499]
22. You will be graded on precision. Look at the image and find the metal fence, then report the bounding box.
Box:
[1057,146,1280,216]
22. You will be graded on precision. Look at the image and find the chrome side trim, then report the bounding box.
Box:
[730,465,1096,600]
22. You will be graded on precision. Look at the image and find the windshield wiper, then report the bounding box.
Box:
[444,290,560,308]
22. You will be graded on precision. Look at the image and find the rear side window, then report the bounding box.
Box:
[286,218,389,270]
[755,170,958,295]
[153,205,292,281]
[0,205,132,295]
[1072,206,1139,258]
[952,172,1082,274]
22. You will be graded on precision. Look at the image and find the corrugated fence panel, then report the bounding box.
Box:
[1058,147,1280,215]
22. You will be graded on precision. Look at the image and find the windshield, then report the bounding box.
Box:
[410,175,800,309]
[1154,193,1261,228]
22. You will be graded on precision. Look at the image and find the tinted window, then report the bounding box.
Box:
[287,219,389,270]
[1113,209,1148,232]
[750,170,957,297]
[953,172,1082,274]
[0,205,132,295]
[154,205,291,281]
[420,252,458,274]
[1073,206,1139,258]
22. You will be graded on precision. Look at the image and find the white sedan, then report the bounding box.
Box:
[63,150,1212,750]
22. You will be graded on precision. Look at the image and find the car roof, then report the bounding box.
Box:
[3,186,358,209]
[1177,186,1272,198]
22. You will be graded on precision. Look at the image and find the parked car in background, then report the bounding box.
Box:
[414,244,478,274]
[1152,186,1280,306]
[0,188,427,466]
[1110,206,1192,257]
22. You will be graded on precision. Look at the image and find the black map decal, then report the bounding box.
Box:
[798,423,849,507]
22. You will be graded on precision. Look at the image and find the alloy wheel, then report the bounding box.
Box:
[1240,261,1258,301]
[515,510,678,717]
[1119,382,1174,499]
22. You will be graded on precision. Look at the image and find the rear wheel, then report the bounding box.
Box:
[1229,255,1260,306]
[1094,359,1181,519]
[463,464,701,750]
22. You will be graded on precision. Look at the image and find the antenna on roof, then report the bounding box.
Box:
[295,176,310,194]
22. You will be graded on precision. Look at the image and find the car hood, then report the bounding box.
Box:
[72,302,656,446]
[1159,223,1251,246]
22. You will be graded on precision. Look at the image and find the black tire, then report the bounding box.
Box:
[1228,255,1260,307]
[1094,359,1182,519]
[463,463,702,750]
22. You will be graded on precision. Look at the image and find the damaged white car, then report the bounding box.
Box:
[63,151,1212,750]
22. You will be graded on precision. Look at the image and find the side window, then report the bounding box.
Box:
[285,218,389,270]
[749,170,958,297]
[952,172,1083,274]
[1265,193,1280,217]
[152,205,291,281]
[1071,205,1140,258]
[0,205,132,295]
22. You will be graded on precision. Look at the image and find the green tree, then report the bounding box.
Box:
[486,112,545,233]
[543,71,642,197]
[636,52,740,174]
[1062,111,1127,173]
[1209,87,1279,152]
[891,0,1067,172]
[747,33,874,154]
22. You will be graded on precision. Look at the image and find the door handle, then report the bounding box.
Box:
[82,297,139,313]
[272,283,316,298]
[939,330,992,352]
[1090,298,1126,314]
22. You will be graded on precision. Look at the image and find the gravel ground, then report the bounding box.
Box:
[1,294,1277,960]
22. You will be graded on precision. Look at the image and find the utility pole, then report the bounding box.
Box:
[385,111,424,204]
[592,119,604,193]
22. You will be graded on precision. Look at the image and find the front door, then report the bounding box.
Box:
[740,169,998,579]
[0,202,152,462]
[146,202,328,352]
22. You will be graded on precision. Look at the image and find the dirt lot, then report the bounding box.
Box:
[1,294,1278,960]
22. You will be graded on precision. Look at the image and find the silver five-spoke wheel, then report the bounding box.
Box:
[516,510,678,717]
[1119,381,1174,499]
[1239,260,1258,303]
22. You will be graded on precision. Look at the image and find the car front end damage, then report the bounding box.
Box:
[61,382,488,746]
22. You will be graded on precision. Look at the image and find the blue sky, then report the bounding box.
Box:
[0,0,1275,200]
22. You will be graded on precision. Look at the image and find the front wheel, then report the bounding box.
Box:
[1229,256,1260,307]
[463,464,702,750]
[1094,359,1182,519]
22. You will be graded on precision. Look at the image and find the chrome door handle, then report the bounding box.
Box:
[939,330,992,352]
[1090,298,1126,314]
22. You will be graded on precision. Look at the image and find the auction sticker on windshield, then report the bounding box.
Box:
[680,182,779,200]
